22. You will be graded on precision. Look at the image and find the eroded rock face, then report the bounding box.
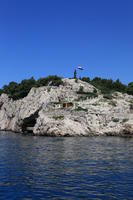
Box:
[0,78,133,136]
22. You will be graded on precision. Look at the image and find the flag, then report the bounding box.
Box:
[78,64,84,70]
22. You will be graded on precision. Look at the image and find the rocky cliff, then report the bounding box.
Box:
[0,78,133,136]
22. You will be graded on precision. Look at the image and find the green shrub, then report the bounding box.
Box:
[103,94,113,100]
[127,82,133,95]
[75,106,88,112]
[80,77,90,83]
[77,86,84,94]
[53,102,60,104]
[75,78,78,83]
[86,92,98,98]
[112,118,119,123]
[130,104,133,110]
[109,100,117,106]
[0,89,3,95]
[53,115,64,120]
[47,88,51,92]
[93,88,97,94]
[92,103,98,106]
[122,118,129,123]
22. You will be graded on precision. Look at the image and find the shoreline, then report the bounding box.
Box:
[0,130,133,138]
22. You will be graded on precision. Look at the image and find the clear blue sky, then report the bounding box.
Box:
[0,0,133,87]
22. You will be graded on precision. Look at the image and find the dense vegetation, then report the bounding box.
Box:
[0,76,63,100]
[1,74,133,100]
[80,77,133,95]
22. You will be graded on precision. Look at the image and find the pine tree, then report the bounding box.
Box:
[74,69,77,79]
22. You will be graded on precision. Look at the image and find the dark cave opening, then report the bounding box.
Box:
[22,111,39,134]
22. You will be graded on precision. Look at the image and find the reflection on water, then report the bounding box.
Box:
[0,132,133,199]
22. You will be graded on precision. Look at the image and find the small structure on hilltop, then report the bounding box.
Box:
[52,101,73,109]
[63,102,73,109]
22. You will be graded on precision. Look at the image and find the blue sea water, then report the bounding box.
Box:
[0,132,133,200]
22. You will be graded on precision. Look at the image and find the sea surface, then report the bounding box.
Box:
[0,132,133,200]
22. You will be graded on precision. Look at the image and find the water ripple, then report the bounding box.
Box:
[0,132,133,199]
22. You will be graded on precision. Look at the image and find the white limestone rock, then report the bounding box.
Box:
[0,78,133,136]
